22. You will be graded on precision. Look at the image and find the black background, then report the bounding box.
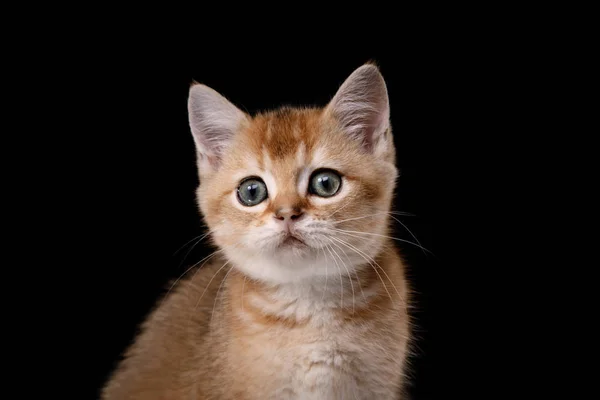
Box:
[56,39,511,399]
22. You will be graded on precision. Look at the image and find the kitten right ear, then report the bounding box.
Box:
[325,64,390,156]
[188,84,248,174]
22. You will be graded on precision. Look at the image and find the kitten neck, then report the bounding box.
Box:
[227,249,396,326]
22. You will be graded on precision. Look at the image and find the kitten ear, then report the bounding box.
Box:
[325,64,391,154]
[188,84,248,174]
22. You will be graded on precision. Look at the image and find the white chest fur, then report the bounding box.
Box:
[248,323,402,400]
[231,283,404,400]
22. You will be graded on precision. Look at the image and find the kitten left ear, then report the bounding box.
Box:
[188,84,248,175]
[325,64,391,154]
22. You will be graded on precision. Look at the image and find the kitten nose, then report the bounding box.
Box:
[274,207,304,222]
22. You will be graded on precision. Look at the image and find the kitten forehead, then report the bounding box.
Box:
[245,108,321,161]
[295,142,307,167]
[310,147,328,168]
[261,146,274,171]
[230,109,347,188]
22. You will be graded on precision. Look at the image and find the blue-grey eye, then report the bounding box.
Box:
[309,169,342,197]
[237,178,268,206]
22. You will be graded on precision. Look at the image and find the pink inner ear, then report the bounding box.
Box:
[188,84,248,172]
[197,152,220,170]
[326,65,390,152]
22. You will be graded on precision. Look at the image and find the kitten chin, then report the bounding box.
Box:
[224,246,327,285]
[103,64,411,400]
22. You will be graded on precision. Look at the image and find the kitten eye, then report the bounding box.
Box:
[237,177,268,206]
[309,169,342,198]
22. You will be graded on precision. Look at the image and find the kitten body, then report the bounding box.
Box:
[103,65,411,399]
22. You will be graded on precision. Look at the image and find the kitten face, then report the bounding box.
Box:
[189,65,398,284]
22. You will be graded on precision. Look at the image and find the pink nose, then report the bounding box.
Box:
[274,207,304,222]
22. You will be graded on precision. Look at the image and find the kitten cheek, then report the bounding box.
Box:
[210,224,240,248]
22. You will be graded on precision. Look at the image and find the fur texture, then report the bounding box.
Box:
[103,64,411,399]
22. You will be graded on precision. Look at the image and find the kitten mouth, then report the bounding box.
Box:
[280,234,306,247]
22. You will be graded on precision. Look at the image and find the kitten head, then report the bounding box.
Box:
[188,64,398,284]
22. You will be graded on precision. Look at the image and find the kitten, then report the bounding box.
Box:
[103,64,411,399]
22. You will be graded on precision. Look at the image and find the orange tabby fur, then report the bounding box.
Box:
[103,64,411,399]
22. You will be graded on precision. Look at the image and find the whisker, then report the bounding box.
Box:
[331,213,388,225]
[172,232,210,256]
[160,248,224,308]
[320,244,328,303]
[329,236,397,309]
[331,236,406,306]
[332,211,414,225]
[387,214,427,256]
[189,258,232,327]
[329,238,367,306]
[175,232,213,271]
[325,200,353,219]
[388,210,416,217]
[325,237,355,315]
[331,228,434,255]
[186,241,246,332]
[324,244,344,309]
[169,228,246,301]
[241,275,246,313]
[210,264,235,327]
